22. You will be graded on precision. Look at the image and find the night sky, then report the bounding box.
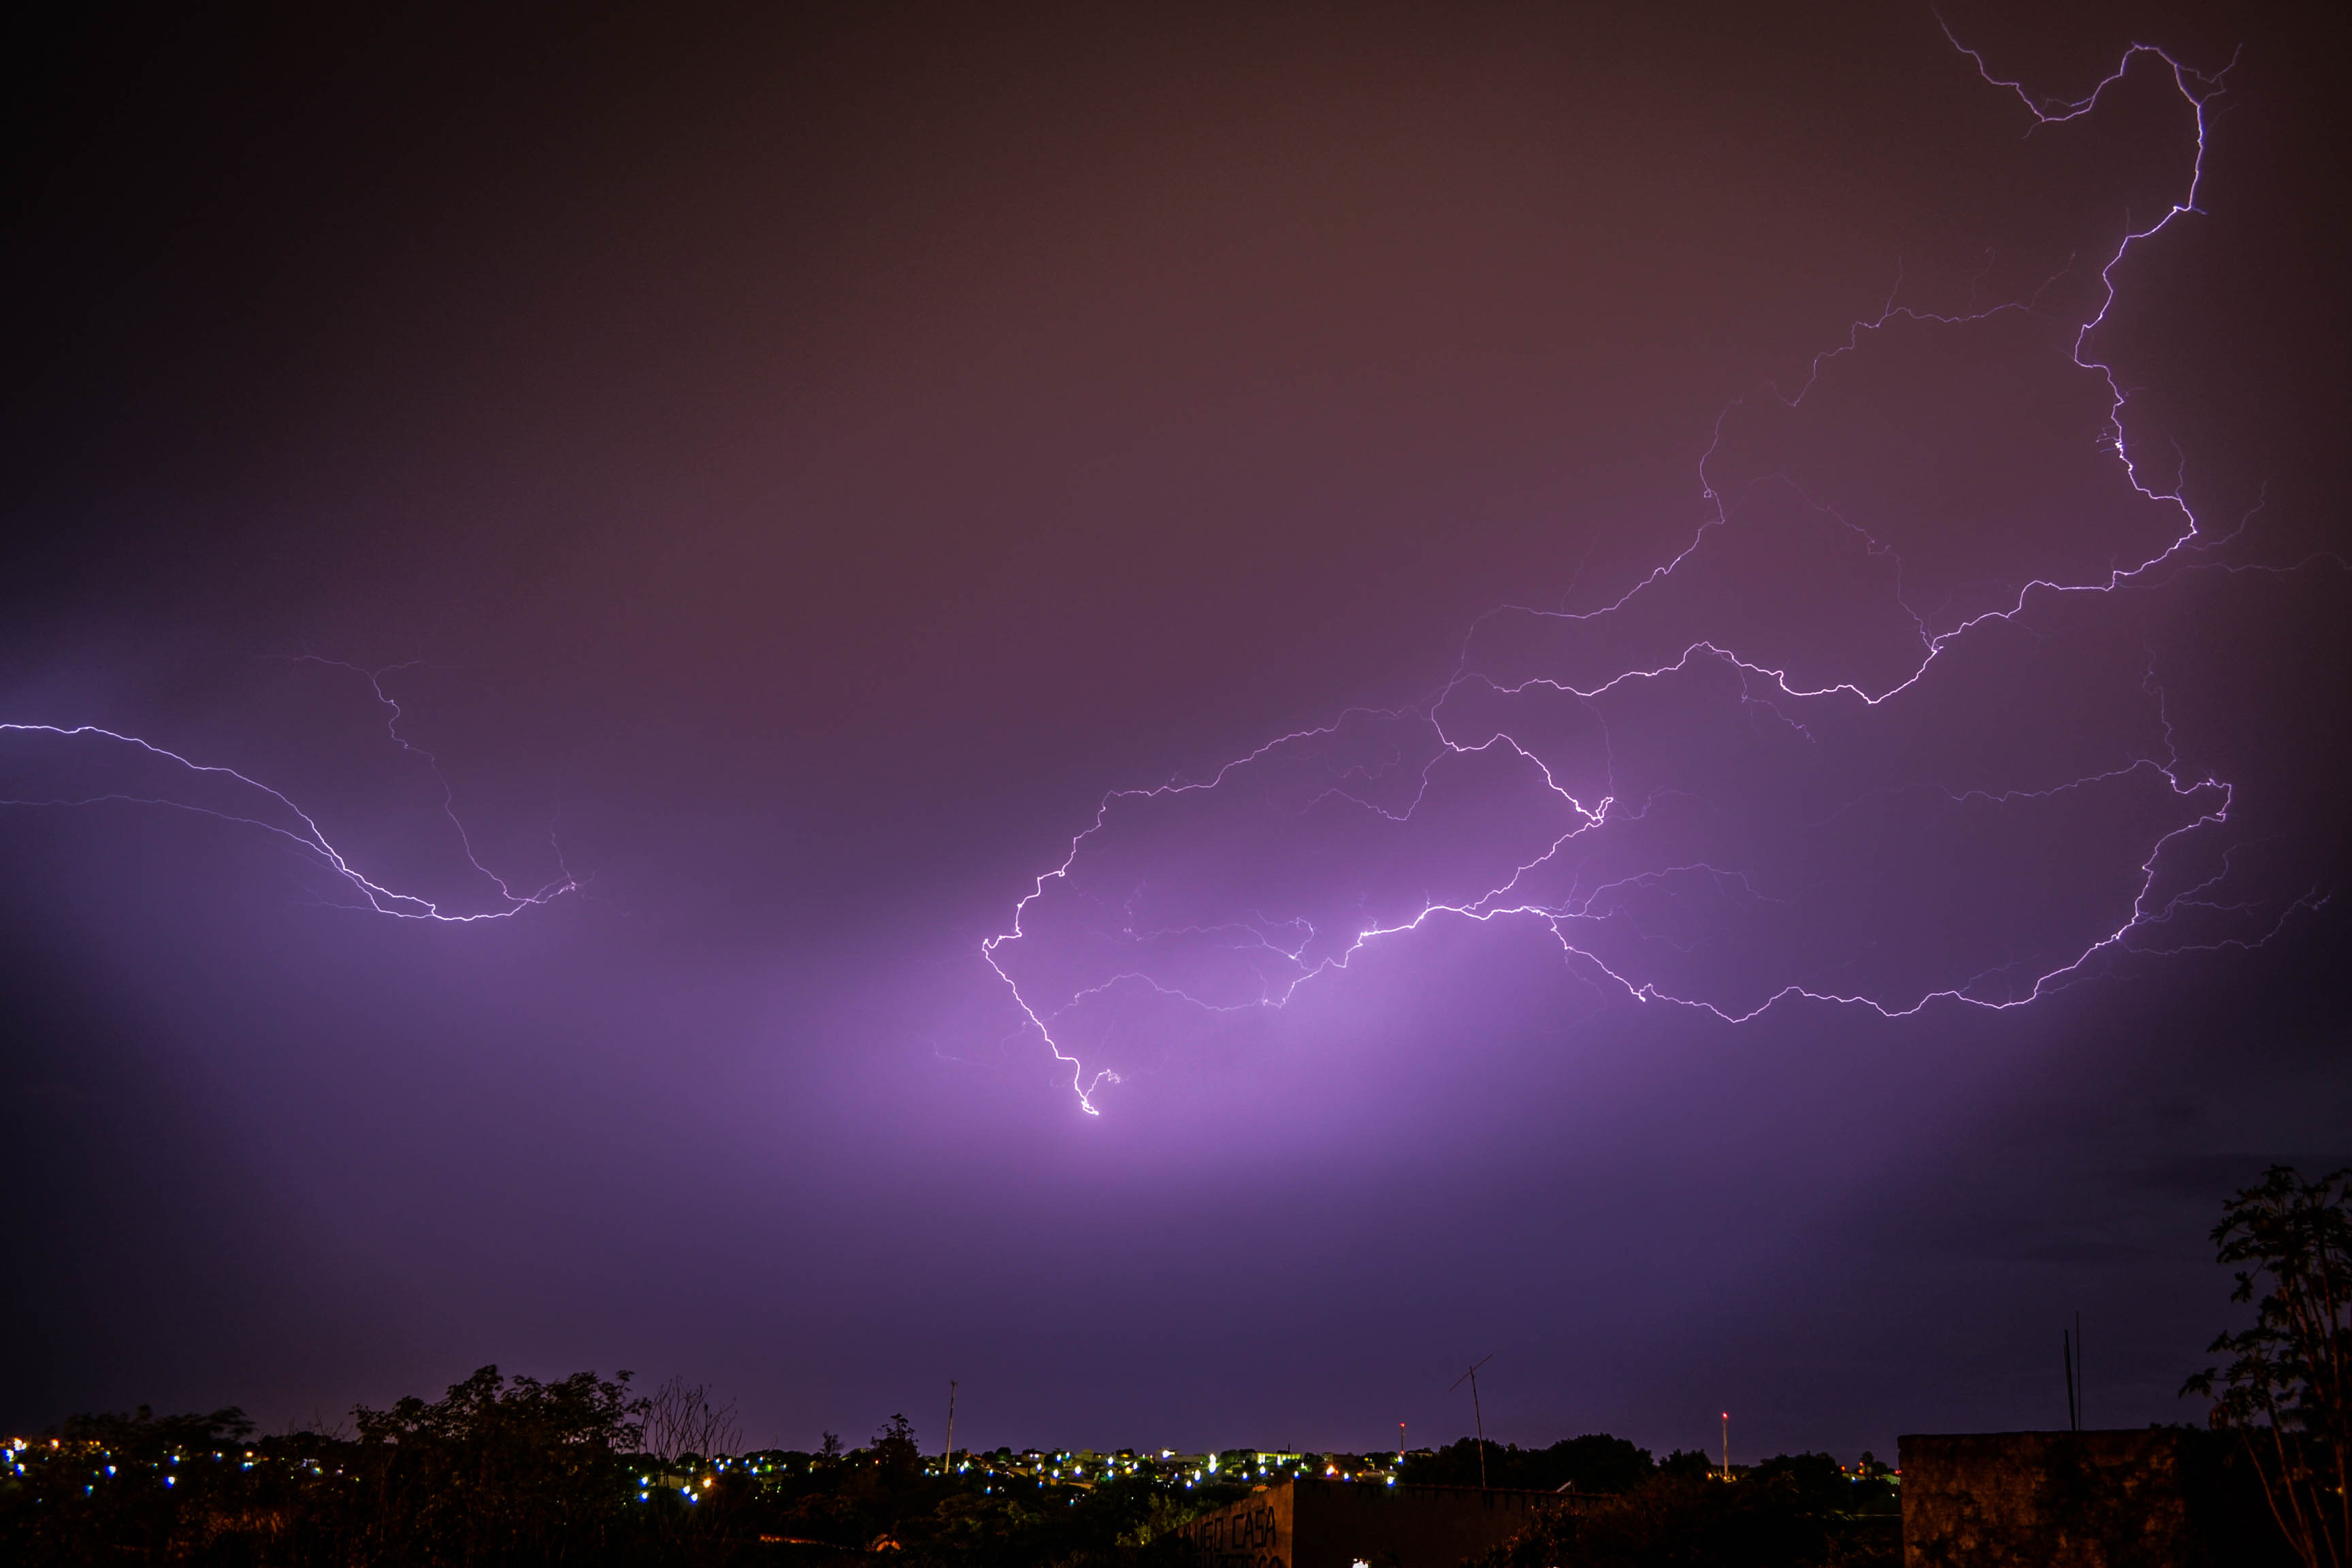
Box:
[3,0,2347,1465]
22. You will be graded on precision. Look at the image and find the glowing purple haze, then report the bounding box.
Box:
[0,16,2330,1122]
[982,27,2325,1114]
[3,0,2347,1455]
[0,657,576,921]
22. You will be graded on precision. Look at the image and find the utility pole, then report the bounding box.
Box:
[1450,1357,1493,1489]
[1721,1412,1729,1482]
[943,1381,958,1477]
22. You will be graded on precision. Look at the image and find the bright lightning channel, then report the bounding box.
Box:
[0,659,574,922]
[985,23,2330,1115]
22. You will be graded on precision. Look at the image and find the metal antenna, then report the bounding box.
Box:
[943,1381,958,1475]
[1449,1356,1494,1488]
[2063,1330,2077,1431]
[2075,1313,2084,1430]
[1721,1412,1730,1481]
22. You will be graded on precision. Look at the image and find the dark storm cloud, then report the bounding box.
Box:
[1,0,2345,1465]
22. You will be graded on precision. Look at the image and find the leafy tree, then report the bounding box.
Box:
[2185,1164,2352,1568]
[871,1413,923,1484]
[1543,1435,1659,1494]
[1749,1453,1852,1515]
[350,1363,648,1566]
[1401,1433,1654,1492]
[1845,1453,1899,1517]
[0,1405,270,1565]
[54,1403,257,1452]
[1469,1469,1892,1568]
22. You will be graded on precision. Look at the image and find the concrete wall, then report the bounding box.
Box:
[1175,1484,1290,1568]
[1898,1429,2291,1568]
[1174,1480,1576,1568]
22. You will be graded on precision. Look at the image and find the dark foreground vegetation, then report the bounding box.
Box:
[1467,1463,1898,1568]
[1,1369,1226,1568]
[5,1164,2340,1566]
[0,1370,1189,1567]
[1,1373,1899,1568]
[1427,1439,1901,1568]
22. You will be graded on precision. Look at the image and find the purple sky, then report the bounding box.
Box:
[3,0,2347,1465]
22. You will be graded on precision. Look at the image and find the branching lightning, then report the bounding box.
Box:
[986,23,2333,1113]
[0,660,575,921]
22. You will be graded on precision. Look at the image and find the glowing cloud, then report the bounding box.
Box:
[985,27,2325,1114]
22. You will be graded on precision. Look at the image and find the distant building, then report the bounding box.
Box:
[1174,1477,1578,1568]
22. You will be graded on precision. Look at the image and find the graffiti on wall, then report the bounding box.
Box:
[1175,1497,1285,1568]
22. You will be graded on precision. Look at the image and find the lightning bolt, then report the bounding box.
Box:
[0,659,576,921]
[985,22,2334,1114]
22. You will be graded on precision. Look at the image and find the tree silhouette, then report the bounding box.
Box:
[2185,1165,2352,1568]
